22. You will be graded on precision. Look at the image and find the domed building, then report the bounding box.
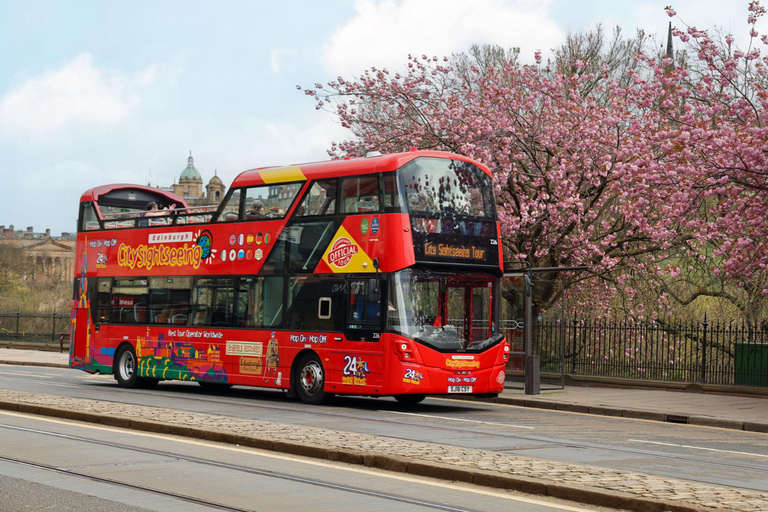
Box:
[206,172,225,204]
[170,152,226,207]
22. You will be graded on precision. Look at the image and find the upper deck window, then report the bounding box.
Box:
[341,176,379,214]
[218,190,241,222]
[296,179,337,217]
[220,182,303,222]
[382,173,403,211]
[80,202,100,231]
[399,158,494,219]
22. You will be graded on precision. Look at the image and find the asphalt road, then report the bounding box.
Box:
[0,411,615,512]
[2,364,768,494]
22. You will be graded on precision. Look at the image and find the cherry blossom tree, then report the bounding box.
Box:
[301,2,768,321]
[644,2,768,323]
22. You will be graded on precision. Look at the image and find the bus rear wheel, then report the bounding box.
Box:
[295,353,330,405]
[115,345,140,388]
[394,394,426,405]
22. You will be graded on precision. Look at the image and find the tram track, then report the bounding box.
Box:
[0,422,479,512]
[1,454,252,512]
[3,370,768,492]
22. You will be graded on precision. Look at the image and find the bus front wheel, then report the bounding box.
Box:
[295,353,331,405]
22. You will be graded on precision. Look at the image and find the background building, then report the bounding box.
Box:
[0,226,75,284]
[168,152,226,207]
[0,152,226,285]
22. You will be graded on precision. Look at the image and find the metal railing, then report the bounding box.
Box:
[0,311,70,343]
[503,318,768,387]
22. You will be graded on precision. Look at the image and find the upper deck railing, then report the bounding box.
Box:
[88,206,219,231]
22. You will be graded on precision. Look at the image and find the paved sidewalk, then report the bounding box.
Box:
[2,347,768,511]
[493,385,768,433]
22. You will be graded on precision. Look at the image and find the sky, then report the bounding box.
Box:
[0,0,760,236]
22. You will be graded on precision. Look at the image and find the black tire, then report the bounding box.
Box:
[114,345,141,388]
[295,353,331,405]
[394,394,427,405]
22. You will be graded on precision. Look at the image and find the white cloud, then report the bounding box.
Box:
[0,53,156,141]
[323,0,563,75]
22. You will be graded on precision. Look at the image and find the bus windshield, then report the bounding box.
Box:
[399,157,495,220]
[387,269,500,351]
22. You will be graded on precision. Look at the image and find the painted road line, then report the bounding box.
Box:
[629,439,768,458]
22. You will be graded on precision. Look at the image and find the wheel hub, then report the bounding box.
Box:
[300,362,323,395]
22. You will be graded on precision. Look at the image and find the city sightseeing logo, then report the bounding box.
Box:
[327,237,358,268]
[117,243,202,270]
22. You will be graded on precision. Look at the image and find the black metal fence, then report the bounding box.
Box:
[0,311,70,343]
[507,318,768,387]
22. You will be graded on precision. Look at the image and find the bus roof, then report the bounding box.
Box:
[230,150,491,188]
[79,184,189,209]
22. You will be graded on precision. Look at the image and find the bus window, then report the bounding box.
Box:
[261,236,287,274]
[79,202,100,231]
[400,157,494,219]
[296,179,337,216]
[236,276,284,327]
[341,176,379,213]
[243,183,301,220]
[470,286,491,343]
[387,270,499,351]
[244,186,269,220]
[111,278,149,323]
[268,182,302,218]
[381,173,403,211]
[147,276,192,324]
[217,190,241,222]
[192,278,235,326]
[287,276,343,331]
[287,221,336,273]
[95,278,112,323]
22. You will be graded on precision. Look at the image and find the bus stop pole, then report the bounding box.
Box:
[523,271,540,395]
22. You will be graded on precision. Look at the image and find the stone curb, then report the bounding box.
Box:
[0,393,764,512]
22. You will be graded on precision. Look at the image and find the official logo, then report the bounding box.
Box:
[327,237,358,268]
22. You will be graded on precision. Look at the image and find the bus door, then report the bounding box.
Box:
[71,277,91,360]
[344,277,385,342]
[444,278,493,347]
[73,305,89,359]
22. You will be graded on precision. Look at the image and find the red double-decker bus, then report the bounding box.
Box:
[69,150,509,404]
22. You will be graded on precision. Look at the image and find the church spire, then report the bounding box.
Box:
[666,22,673,59]
[664,21,675,73]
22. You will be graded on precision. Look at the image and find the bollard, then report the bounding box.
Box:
[525,354,540,395]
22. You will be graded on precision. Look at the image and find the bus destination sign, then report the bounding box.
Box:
[423,241,486,261]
